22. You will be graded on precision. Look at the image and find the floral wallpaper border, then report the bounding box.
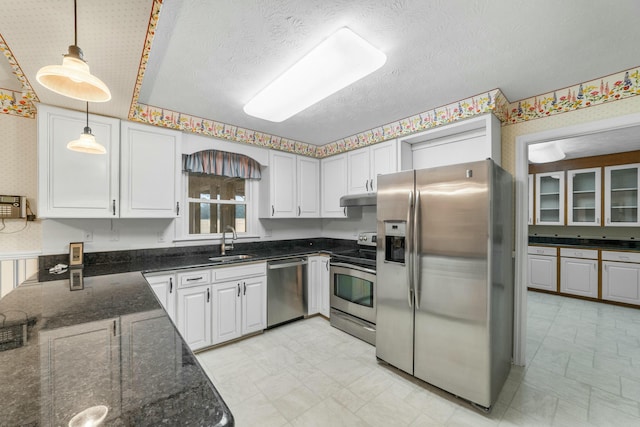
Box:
[0,33,38,118]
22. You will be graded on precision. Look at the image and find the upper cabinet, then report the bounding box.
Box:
[320,154,348,218]
[120,122,182,218]
[567,167,601,226]
[38,104,120,218]
[262,151,319,218]
[604,163,640,226]
[347,140,397,194]
[38,105,182,219]
[535,171,565,225]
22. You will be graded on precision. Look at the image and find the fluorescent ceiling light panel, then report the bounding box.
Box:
[528,141,566,163]
[243,27,386,122]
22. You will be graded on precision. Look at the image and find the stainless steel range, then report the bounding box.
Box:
[330,232,377,345]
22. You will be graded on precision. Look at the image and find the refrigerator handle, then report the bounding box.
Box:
[407,190,414,308]
[414,190,421,310]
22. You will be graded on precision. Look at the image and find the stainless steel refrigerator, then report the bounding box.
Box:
[376,159,513,410]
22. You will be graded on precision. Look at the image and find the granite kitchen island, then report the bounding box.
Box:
[0,271,233,426]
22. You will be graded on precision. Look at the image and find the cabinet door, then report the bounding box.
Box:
[560,257,598,298]
[269,151,297,217]
[369,140,397,192]
[307,256,322,315]
[604,163,640,226]
[602,261,640,305]
[177,286,211,350]
[144,273,176,321]
[320,257,331,318]
[320,154,348,217]
[40,318,121,424]
[528,174,534,225]
[297,156,320,217]
[37,104,120,218]
[527,255,557,291]
[211,281,242,345]
[567,167,601,226]
[241,276,267,335]
[347,148,371,194]
[535,171,565,225]
[120,122,181,218]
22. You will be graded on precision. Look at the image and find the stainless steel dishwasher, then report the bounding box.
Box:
[267,257,308,328]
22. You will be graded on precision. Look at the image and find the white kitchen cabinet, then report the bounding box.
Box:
[211,281,242,345]
[144,272,176,321]
[120,122,182,218]
[567,167,601,226]
[297,156,320,217]
[37,103,120,218]
[527,246,557,292]
[604,163,640,226]
[320,153,348,218]
[535,171,565,225]
[176,285,211,351]
[347,140,397,194]
[307,255,331,317]
[602,251,640,305]
[528,174,534,225]
[241,275,267,334]
[560,248,598,298]
[262,151,319,218]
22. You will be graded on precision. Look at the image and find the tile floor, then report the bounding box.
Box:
[196,291,640,426]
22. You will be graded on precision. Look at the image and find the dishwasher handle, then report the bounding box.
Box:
[268,258,308,270]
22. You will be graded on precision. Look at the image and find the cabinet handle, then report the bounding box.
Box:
[207,288,210,303]
[243,281,246,295]
[366,180,369,192]
[186,276,203,281]
[112,199,116,216]
[370,179,374,191]
[343,207,346,216]
[169,277,173,293]
[113,320,117,336]
[176,201,180,216]
[237,283,241,297]
[325,260,329,271]
[272,205,275,216]
[298,206,301,216]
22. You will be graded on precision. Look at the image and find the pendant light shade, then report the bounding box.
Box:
[36,1,111,102]
[67,103,106,154]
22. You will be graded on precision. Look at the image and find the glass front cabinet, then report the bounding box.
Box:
[535,171,565,225]
[567,167,601,226]
[605,163,640,226]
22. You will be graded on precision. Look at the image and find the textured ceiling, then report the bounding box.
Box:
[1,0,639,154]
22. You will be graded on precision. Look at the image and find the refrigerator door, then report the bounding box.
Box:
[376,170,415,375]
[413,160,492,406]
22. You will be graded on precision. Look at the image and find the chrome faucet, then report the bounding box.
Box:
[221,225,237,255]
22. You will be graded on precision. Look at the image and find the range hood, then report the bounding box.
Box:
[339,193,377,207]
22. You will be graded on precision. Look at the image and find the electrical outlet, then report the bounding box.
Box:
[109,229,119,241]
[83,230,93,242]
[157,232,165,243]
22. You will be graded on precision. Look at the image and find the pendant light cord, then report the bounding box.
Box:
[74,0,77,46]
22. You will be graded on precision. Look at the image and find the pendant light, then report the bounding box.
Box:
[36,0,111,102]
[67,102,106,154]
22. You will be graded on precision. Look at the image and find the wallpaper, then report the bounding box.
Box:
[0,33,38,119]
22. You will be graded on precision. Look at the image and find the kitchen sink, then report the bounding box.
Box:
[208,254,254,263]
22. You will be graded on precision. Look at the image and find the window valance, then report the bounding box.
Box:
[182,150,261,179]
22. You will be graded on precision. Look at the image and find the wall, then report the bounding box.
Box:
[0,114,40,253]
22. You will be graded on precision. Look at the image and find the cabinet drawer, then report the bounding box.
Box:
[212,262,267,283]
[601,251,640,263]
[177,269,211,288]
[527,246,557,256]
[559,248,598,260]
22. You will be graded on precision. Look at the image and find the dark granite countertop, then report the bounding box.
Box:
[528,236,640,251]
[0,271,233,426]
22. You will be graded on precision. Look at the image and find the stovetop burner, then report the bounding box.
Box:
[331,232,377,268]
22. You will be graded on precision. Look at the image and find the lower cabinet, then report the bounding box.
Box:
[176,263,267,351]
[527,246,557,292]
[144,272,176,321]
[307,255,330,317]
[602,251,640,305]
[560,248,598,298]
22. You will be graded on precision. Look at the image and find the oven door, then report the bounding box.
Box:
[330,263,376,324]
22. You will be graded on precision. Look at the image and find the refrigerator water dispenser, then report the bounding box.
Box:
[384,221,406,264]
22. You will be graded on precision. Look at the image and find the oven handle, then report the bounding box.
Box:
[330,262,376,275]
